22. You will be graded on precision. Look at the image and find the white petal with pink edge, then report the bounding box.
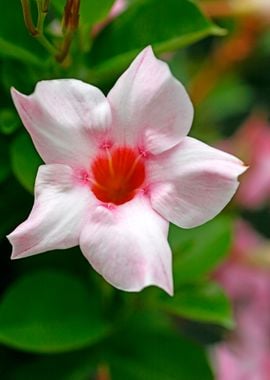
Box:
[11,79,112,168]
[148,137,247,228]
[79,195,173,295]
[108,46,193,154]
[7,164,96,259]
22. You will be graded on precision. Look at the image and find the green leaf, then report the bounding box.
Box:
[89,0,225,81]
[2,349,97,380]
[0,348,10,377]
[198,74,254,125]
[0,108,20,135]
[80,0,115,26]
[0,37,43,66]
[0,177,33,240]
[169,216,232,285]
[52,0,115,26]
[0,139,11,183]
[160,282,234,329]
[80,0,116,53]
[0,0,46,64]
[0,270,110,353]
[108,323,214,380]
[10,132,43,193]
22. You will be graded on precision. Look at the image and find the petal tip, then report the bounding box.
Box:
[10,252,21,260]
[6,232,13,245]
[162,284,174,297]
[10,86,16,94]
[235,162,249,178]
[158,275,174,296]
[10,87,29,111]
[143,45,154,55]
[6,233,20,260]
[242,164,249,173]
[10,86,24,99]
[135,45,156,67]
[10,87,19,103]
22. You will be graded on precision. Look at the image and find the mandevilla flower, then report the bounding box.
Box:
[7,47,246,295]
[92,0,126,36]
[213,221,270,380]
[220,114,270,209]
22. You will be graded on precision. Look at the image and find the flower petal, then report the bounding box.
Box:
[108,46,193,154]
[149,137,247,228]
[7,164,95,259]
[11,79,112,168]
[79,195,173,294]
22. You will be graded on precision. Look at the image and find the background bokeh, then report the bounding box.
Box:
[0,0,270,379]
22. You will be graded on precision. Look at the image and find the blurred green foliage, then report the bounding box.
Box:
[0,271,110,353]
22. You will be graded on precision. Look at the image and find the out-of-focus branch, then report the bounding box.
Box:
[21,0,37,35]
[20,0,80,64]
[37,0,49,32]
[55,0,80,63]
[20,0,57,55]
[63,0,80,32]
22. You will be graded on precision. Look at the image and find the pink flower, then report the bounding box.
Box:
[92,0,126,36]
[7,47,246,294]
[237,117,270,208]
[220,115,270,209]
[214,344,270,380]
[213,220,270,379]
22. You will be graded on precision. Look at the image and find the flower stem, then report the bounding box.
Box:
[20,0,81,64]
[36,0,48,32]
[55,29,74,63]
[20,0,57,56]
[20,0,37,35]
[55,0,80,63]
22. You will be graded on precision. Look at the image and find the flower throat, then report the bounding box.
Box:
[91,147,145,205]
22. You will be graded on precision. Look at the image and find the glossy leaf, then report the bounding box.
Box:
[160,282,234,329]
[0,140,11,183]
[0,270,110,353]
[0,108,20,135]
[80,0,116,26]
[108,322,214,380]
[1,60,46,97]
[52,0,115,26]
[0,178,33,240]
[2,349,96,380]
[0,38,42,66]
[169,216,232,285]
[10,132,43,193]
[0,0,46,64]
[89,0,225,80]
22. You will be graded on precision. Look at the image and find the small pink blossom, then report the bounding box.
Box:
[213,220,270,379]
[220,115,270,209]
[92,0,126,36]
[7,47,246,294]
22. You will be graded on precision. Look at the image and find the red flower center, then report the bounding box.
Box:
[91,147,146,205]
